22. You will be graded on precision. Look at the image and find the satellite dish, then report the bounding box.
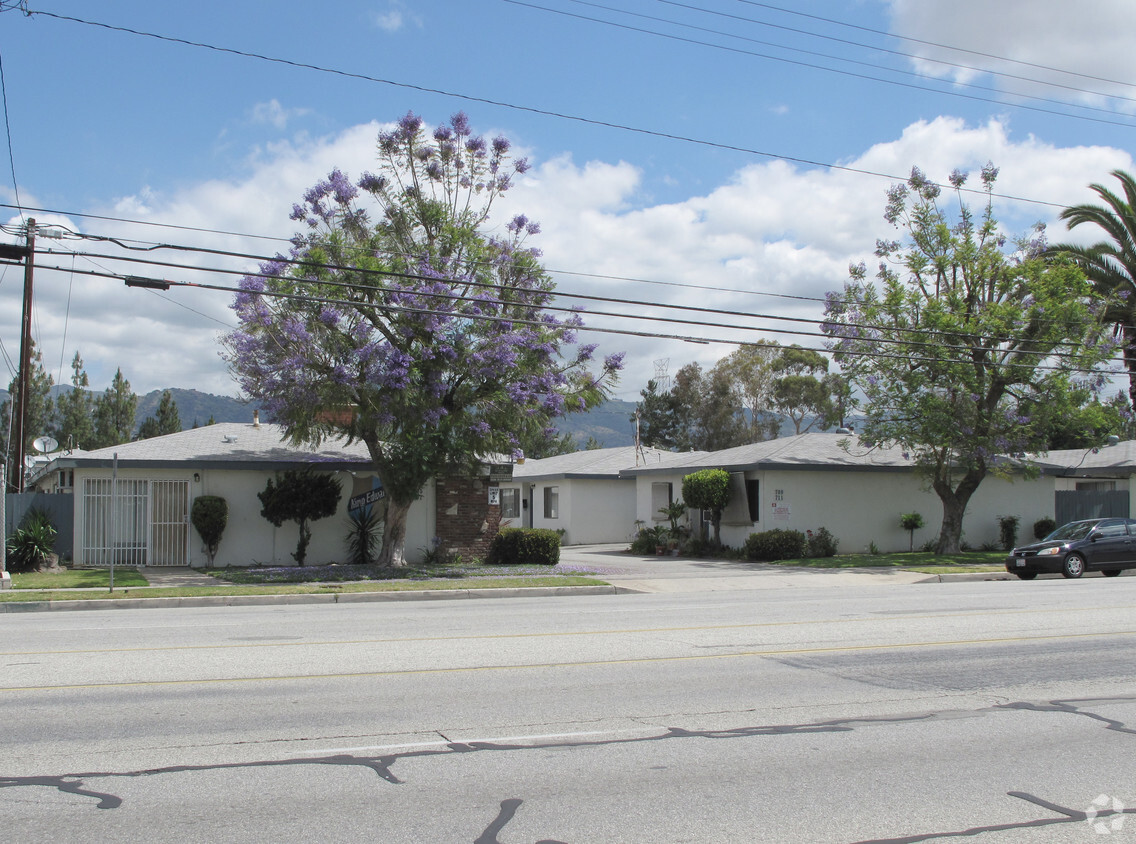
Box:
[33,436,59,454]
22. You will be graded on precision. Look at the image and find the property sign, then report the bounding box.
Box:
[488,487,501,506]
[348,476,386,515]
[771,501,791,521]
[485,463,513,482]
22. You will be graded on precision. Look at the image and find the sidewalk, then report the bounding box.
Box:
[1,546,1015,613]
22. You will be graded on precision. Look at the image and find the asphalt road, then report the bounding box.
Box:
[4,576,1136,842]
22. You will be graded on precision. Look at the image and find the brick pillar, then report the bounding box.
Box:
[434,476,502,561]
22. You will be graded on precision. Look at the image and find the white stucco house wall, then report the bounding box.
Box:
[34,420,436,568]
[500,446,695,544]
[620,433,1067,553]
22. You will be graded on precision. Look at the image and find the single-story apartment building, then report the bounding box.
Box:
[501,446,704,544]
[31,419,509,568]
[618,433,1128,553]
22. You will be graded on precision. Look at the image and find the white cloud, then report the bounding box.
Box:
[249,99,310,131]
[887,0,1136,109]
[372,2,420,33]
[6,116,1131,402]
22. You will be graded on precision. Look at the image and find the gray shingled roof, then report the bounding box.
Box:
[513,445,706,482]
[1034,440,1136,477]
[43,422,373,471]
[619,432,915,476]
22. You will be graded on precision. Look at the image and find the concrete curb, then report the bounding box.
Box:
[0,584,621,613]
[914,571,1015,583]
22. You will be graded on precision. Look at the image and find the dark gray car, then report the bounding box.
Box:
[1005,518,1136,580]
[1004,517,1136,586]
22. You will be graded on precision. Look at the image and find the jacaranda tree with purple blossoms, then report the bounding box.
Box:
[822,165,1115,554]
[225,112,622,566]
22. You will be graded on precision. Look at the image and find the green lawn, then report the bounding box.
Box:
[11,568,150,590]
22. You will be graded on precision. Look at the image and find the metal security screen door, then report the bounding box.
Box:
[81,478,189,567]
[150,480,190,566]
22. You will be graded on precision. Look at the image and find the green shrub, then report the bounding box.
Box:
[900,512,924,551]
[6,508,58,573]
[744,529,807,561]
[630,524,670,555]
[487,528,561,565]
[805,526,839,558]
[191,495,228,566]
[682,469,731,547]
[258,470,342,564]
[1033,517,1057,540]
[998,515,1020,551]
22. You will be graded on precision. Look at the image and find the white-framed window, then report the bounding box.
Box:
[651,482,672,521]
[500,487,520,519]
[544,486,559,519]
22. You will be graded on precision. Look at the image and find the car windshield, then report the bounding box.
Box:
[1046,521,1098,541]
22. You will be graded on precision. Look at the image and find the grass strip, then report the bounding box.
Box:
[12,569,150,589]
[759,551,1005,569]
[0,576,607,603]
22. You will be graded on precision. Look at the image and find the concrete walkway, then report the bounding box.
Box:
[557,543,1012,592]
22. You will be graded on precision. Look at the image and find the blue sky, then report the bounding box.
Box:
[1,0,1134,410]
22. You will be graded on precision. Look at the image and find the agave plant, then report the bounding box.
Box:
[6,509,58,573]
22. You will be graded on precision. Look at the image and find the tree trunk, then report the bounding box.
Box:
[932,467,985,554]
[294,518,311,565]
[376,498,410,568]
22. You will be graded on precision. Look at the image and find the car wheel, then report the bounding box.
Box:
[1014,572,1038,580]
[1062,553,1086,579]
[1103,569,1122,578]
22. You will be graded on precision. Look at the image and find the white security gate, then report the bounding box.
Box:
[81,478,190,567]
[150,480,190,566]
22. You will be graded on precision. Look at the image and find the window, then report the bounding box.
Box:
[651,482,672,521]
[1096,521,1128,538]
[746,479,760,522]
[1076,481,1117,492]
[500,488,520,519]
[544,486,559,519]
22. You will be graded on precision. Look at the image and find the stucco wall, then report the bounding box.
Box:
[636,468,1057,553]
[72,467,435,567]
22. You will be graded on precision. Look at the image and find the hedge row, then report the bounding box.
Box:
[487,528,561,565]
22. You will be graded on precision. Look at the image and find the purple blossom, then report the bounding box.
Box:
[449,111,471,136]
[327,169,357,205]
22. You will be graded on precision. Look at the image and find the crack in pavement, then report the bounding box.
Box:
[2,695,1132,841]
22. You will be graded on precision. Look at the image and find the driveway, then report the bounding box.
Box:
[558,543,941,593]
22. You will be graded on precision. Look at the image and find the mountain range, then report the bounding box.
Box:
[2,387,642,449]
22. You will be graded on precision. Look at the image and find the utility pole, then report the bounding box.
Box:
[8,218,35,493]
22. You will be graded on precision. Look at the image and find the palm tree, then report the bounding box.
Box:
[1053,169,1136,409]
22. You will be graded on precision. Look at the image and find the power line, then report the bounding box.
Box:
[0,48,23,217]
[33,242,1117,371]
[9,9,1087,210]
[508,0,1136,130]
[652,0,1136,107]
[732,0,1136,90]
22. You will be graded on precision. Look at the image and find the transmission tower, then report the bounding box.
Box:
[653,358,671,394]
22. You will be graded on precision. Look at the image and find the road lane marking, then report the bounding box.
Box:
[3,628,1135,692]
